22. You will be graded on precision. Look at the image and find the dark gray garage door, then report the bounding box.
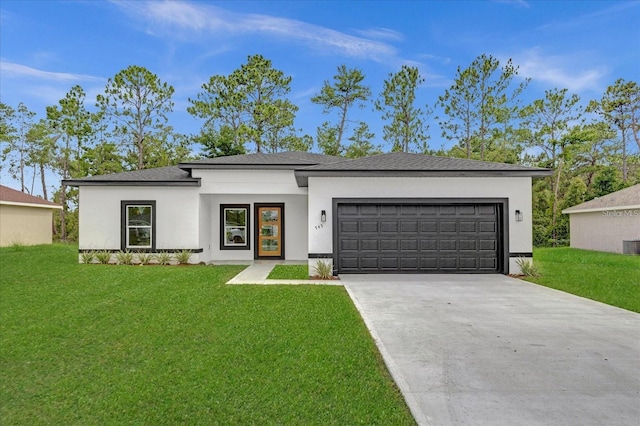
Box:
[336,202,502,273]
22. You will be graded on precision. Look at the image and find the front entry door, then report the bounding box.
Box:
[256,204,283,258]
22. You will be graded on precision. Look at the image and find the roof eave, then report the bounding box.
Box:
[179,163,312,171]
[62,179,201,187]
[0,200,63,209]
[562,204,640,214]
[294,169,552,187]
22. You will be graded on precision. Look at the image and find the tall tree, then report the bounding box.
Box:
[97,65,175,170]
[1,103,36,192]
[376,65,429,153]
[520,88,582,245]
[0,102,17,176]
[587,78,640,182]
[25,119,58,199]
[311,65,371,153]
[316,121,341,156]
[345,122,381,158]
[438,54,528,160]
[194,124,246,158]
[189,55,301,153]
[47,85,96,241]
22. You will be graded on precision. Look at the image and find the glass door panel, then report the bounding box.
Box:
[257,206,282,257]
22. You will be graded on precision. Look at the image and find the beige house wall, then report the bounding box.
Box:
[0,204,54,247]
[569,210,640,253]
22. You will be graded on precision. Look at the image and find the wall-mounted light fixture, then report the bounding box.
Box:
[515,209,523,222]
[321,210,327,222]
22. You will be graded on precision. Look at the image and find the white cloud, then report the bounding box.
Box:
[508,48,606,93]
[113,0,400,63]
[0,61,103,83]
[354,27,404,42]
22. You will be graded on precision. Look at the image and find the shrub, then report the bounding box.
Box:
[516,257,540,277]
[95,250,112,264]
[175,249,192,265]
[313,260,333,279]
[80,251,95,264]
[116,250,134,265]
[137,252,153,265]
[156,251,172,266]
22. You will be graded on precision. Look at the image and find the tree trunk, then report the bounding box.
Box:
[551,158,563,246]
[40,162,48,200]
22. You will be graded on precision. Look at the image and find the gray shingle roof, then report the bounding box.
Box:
[63,166,200,186]
[293,152,552,186]
[180,151,343,168]
[64,151,552,187]
[301,152,549,171]
[562,184,640,213]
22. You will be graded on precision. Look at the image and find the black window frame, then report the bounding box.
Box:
[220,204,251,250]
[121,200,156,251]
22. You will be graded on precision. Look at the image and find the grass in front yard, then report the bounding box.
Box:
[526,247,640,312]
[267,264,309,280]
[0,245,414,425]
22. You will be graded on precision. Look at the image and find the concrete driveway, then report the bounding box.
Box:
[341,274,640,426]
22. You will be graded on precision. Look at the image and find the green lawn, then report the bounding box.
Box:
[267,264,309,280]
[526,247,640,313]
[0,245,414,425]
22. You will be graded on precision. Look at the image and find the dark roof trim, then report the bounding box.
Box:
[182,163,309,171]
[63,179,201,187]
[294,169,552,186]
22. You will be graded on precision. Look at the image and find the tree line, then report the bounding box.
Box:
[1,53,638,245]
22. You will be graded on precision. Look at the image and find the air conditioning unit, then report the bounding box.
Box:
[622,240,640,255]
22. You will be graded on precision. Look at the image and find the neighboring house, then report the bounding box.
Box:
[0,185,62,247]
[562,184,640,254]
[64,151,551,274]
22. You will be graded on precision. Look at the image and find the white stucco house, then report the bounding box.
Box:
[64,151,551,274]
[562,184,640,254]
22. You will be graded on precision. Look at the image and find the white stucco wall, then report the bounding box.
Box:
[78,186,201,259]
[307,176,534,274]
[79,169,308,263]
[569,209,640,253]
[201,194,308,261]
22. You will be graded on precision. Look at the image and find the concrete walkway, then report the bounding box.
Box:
[224,260,341,285]
[342,274,640,426]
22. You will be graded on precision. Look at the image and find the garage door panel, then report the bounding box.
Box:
[459,221,477,232]
[459,240,477,251]
[340,221,359,233]
[439,257,458,269]
[479,222,497,233]
[341,239,359,251]
[401,257,419,269]
[381,239,399,251]
[401,239,419,251]
[420,257,438,269]
[360,205,378,215]
[440,221,457,233]
[421,221,438,232]
[336,202,501,273]
[380,257,399,269]
[421,240,437,251]
[361,239,379,251]
[401,221,418,233]
[439,240,457,251]
[381,221,398,232]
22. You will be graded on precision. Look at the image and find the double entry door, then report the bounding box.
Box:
[255,204,283,258]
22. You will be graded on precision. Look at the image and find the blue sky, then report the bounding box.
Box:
[1,0,639,164]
